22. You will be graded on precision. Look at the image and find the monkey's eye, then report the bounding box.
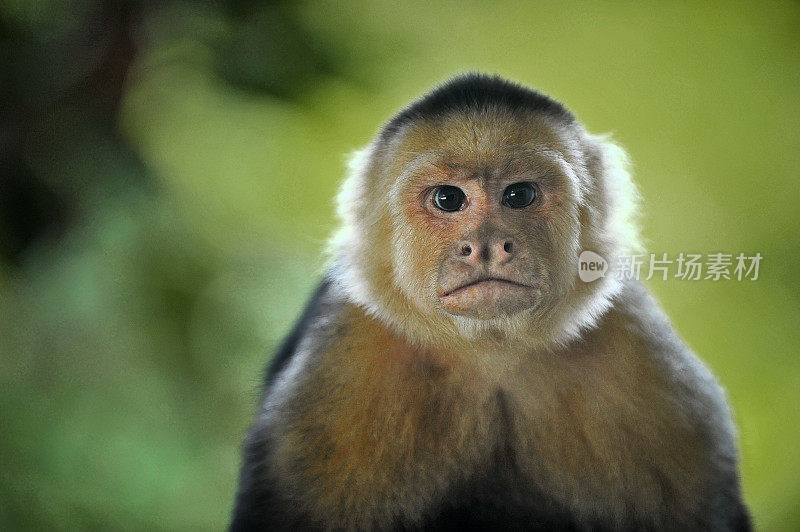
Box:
[433,186,466,212]
[502,182,536,209]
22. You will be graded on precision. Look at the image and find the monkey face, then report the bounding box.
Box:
[332,88,636,344]
[432,180,547,319]
[388,112,581,322]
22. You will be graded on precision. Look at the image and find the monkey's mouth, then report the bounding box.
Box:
[438,277,538,317]
[439,277,531,298]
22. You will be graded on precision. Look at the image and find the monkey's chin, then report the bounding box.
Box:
[438,280,538,319]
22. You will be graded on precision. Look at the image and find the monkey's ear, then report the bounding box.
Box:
[582,134,642,260]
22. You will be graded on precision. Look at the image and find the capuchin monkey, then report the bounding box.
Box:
[230,74,750,531]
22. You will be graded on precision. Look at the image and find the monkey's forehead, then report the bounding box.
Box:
[393,110,571,153]
[380,113,577,185]
[390,147,570,188]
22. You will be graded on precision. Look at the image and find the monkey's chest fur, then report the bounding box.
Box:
[263,306,713,530]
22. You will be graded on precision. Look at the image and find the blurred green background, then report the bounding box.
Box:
[1,1,798,530]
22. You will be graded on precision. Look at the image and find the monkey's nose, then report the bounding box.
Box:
[455,238,515,266]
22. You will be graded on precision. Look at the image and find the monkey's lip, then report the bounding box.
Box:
[439,277,532,298]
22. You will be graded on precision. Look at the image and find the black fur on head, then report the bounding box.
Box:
[380,73,575,141]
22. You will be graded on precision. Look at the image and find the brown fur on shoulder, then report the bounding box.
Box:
[263,281,738,530]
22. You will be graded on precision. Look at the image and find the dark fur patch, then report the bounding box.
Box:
[403,391,578,531]
[380,73,575,142]
[263,278,332,386]
[231,279,333,531]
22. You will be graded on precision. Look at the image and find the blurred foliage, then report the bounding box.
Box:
[0,1,798,530]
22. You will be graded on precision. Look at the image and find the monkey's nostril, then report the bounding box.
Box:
[503,241,513,253]
[461,245,472,256]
